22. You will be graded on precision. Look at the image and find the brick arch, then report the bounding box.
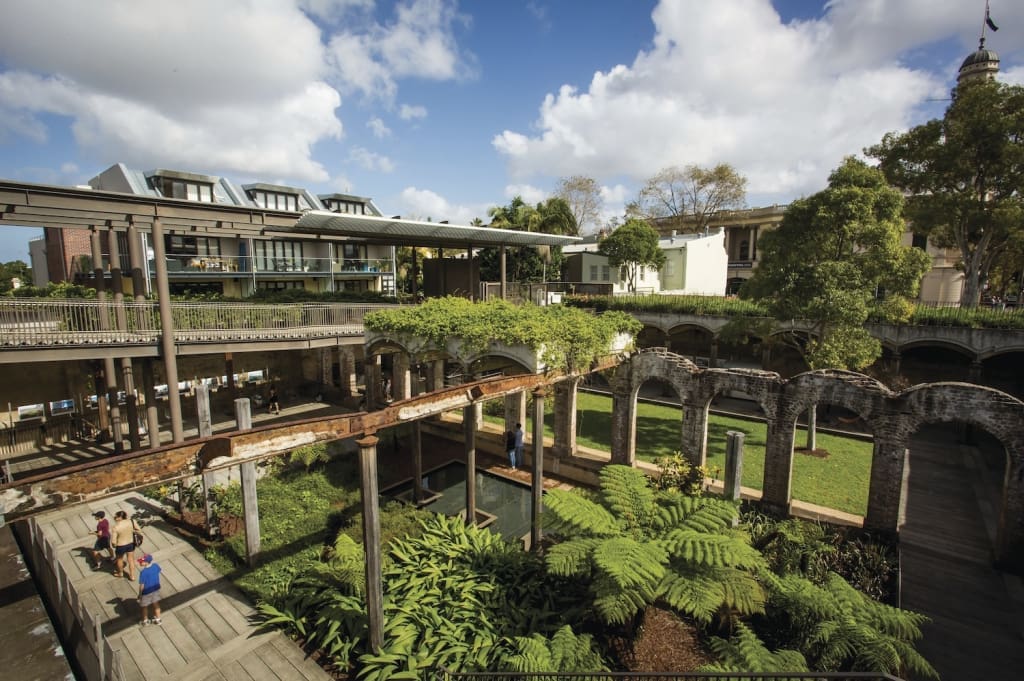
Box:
[780,370,895,431]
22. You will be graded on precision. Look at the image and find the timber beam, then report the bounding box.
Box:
[0,355,624,521]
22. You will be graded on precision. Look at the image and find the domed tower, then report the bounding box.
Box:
[957,38,1000,85]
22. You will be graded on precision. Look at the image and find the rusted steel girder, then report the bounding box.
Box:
[0,355,623,522]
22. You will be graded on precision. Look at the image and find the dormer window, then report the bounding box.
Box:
[148,169,216,203]
[323,198,367,215]
[251,190,299,211]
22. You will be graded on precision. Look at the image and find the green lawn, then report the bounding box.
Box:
[487,391,872,516]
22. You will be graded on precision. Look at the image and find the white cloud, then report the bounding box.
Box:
[399,104,428,120]
[349,147,395,173]
[504,184,547,206]
[398,187,489,224]
[491,0,998,203]
[1003,65,1024,87]
[367,116,392,137]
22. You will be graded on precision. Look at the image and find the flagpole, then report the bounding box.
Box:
[982,1,990,43]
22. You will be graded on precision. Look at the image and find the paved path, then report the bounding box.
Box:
[35,492,332,681]
[900,426,1024,680]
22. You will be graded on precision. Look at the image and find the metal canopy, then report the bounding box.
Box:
[0,179,581,249]
[295,211,580,248]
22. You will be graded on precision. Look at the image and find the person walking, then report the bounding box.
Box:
[90,510,113,569]
[268,384,281,414]
[136,553,163,626]
[110,510,137,580]
[513,423,525,470]
[505,429,517,469]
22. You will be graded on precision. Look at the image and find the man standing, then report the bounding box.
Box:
[513,423,525,470]
[137,553,163,626]
[90,511,113,569]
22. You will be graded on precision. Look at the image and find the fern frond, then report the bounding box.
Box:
[593,537,666,588]
[659,570,723,623]
[702,622,808,673]
[543,489,620,537]
[592,575,655,625]
[661,529,764,568]
[545,538,600,576]
[598,465,657,535]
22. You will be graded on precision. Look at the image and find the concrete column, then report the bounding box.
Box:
[356,434,384,653]
[393,352,411,401]
[141,359,160,449]
[969,359,983,383]
[463,405,476,526]
[610,389,637,465]
[760,344,772,371]
[92,361,110,434]
[805,405,817,452]
[530,387,545,551]
[338,347,357,397]
[680,399,708,467]
[499,245,507,300]
[709,341,719,369]
[432,359,446,392]
[864,437,908,533]
[467,244,475,301]
[317,347,332,389]
[152,218,184,443]
[410,247,418,299]
[761,421,795,514]
[364,354,380,408]
[91,229,124,454]
[109,228,140,451]
[235,398,260,566]
[553,378,579,457]
[504,391,527,433]
[724,431,744,501]
[196,385,216,534]
[412,420,424,504]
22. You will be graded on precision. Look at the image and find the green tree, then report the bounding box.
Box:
[553,175,602,235]
[637,163,747,231]
[480,196,570,282]
[0,260,31,294]
[738,157,930,371]
[597,219,666,292]
[867,80,1024,307]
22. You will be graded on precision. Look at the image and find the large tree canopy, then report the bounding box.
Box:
[597,219,666,293]
[478,196,574,282]
[635,163,747,230]
[867,80,1024,307]
[553,175,602,235]
[738,157,930,370]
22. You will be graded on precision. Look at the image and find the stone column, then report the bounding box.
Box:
[504,391,527,434]
[724,431,744,501]
[463,405,477,526]
[805,405,817,452]
[412,420,424,504]
[761,420,795,514]
[196,385,216,535]
[553,378,580,457]
[364,354,380,408]
[236,398,260,566]
[317,347,332,389]
[356,434,384,653]
[530,387,545,551]
[152,217,184,443]
[393,352,411,401]
[338,346,357,398]
[864,437,908,533]
[141,359,160,449]
[109,228,140,451]
[610,389,637,465]
[709,341,719,369]
[91,228,124,454]
[680,398,708,467]
[432,359,446,392]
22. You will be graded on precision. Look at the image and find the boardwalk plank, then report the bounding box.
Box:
[174,603,223,651]
[157,614,207,664]
[141,622,188,673]
[192,597,240,645]
[238,645,281,681]
[120,625,171,679]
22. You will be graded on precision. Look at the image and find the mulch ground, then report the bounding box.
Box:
[613,606,714,672]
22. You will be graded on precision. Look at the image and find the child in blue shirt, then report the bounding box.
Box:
[137,553,163,626]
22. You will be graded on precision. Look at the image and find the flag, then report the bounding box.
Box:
[986,9,999,32]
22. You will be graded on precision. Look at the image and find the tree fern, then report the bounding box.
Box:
[500,625,606,674]
[598,464,659,535]
[701,622,809,673]
[543,488,620,536]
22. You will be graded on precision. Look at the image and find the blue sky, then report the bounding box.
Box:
[1,0,1021,263]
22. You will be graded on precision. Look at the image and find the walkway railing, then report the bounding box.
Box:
[0,298,394,347]
[438,671,905,681]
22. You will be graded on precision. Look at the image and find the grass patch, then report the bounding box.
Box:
[488,391,871,516]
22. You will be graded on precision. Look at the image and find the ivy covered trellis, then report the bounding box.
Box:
[363,297,641,373]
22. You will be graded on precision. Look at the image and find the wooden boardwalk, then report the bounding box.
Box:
[34,492,332,681]
[900,426,1024,681]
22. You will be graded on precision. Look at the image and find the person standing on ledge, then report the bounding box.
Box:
[513,422,525,470]
[268,384,281,414]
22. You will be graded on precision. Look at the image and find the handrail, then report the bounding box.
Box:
[0,298,396,347]
[438,670,905,680]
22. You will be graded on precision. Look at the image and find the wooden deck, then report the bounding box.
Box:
[34,493,332,681]
[900,426,1024,681]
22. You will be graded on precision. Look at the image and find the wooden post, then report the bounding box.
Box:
[152,217,184,443]
[463,405,476,526]
[196,385,215,535]
[91,228,124,454]
[235,398,260,566]
[805,405,817,452]
[499,245,507,300]
[724,431,744,502]
[357,434,384,653]
[109,227,140,451]
[530,387,545,551]
[141,359,160,449]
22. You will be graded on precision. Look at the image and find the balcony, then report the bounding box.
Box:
[153,255,393,277]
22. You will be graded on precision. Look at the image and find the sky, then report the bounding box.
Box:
[0,0,1022,263]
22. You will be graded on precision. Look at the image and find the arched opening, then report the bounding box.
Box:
[632,377,685,463]
[898,344,973,385]
[667,325,714,362]
[635,325,667,349]
[764,333,810,378]
[704,390,770,497]
[981,350,1024,400]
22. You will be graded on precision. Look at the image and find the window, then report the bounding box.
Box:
[251,190,299,211]
[912,233,928,250]
[325,198,367,214]
[602,266,610,281]
[155,177,213,202]
[739,239,750,261]
[257,281,305,291]
[254,240,304,272]
[166,235,221,257]
[589,265,598,281]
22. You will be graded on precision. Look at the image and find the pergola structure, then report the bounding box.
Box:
[0,178,580,448]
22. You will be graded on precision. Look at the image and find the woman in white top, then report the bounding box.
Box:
[110,510,137,580]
